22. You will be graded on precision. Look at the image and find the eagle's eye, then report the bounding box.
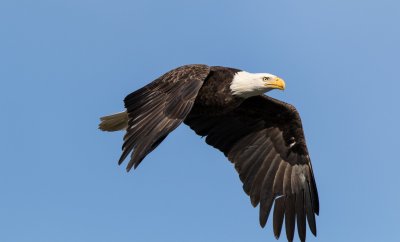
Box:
[263,77,270,81]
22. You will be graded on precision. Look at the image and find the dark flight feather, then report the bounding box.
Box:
[119,64,210,171]
[285,195,296,242]
[185,95,319,242]
[273,196,285,239]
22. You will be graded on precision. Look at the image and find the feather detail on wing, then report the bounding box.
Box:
[185,95,319,242]
[120,64,210,171]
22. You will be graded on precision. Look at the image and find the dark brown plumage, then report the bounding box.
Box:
[99,64,319,242]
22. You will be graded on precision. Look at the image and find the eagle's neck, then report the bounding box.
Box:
[230,71,267,98]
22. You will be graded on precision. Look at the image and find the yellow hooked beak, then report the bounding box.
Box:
[264,77,286,90]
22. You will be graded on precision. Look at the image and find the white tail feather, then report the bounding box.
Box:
[99,111,128,131]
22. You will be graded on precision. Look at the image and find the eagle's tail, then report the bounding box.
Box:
[99,111,128,131]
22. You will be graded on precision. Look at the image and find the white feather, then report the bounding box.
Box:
[230,71,276,98]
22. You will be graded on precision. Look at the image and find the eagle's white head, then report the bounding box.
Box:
[230,71,286,98]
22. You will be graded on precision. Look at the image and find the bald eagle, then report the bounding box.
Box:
[99,64,319,242]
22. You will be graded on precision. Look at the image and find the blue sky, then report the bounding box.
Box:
[1,0,399,241]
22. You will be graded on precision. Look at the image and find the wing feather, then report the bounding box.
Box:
[242,139,272,195]
[185,95,319,242]
[305,180,317,236]
[273,162,287,195]
[259,154,281,227]
[296,190,306,242]
[273,196,285,239]
[249,146,277,207]
[285,195,296,242]
[120,64,210,171]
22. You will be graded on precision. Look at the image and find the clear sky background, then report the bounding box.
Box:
[1,0,399,242]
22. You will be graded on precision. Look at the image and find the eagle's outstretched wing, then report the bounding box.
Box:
[185,95,319,242]
[120,64,210,171]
